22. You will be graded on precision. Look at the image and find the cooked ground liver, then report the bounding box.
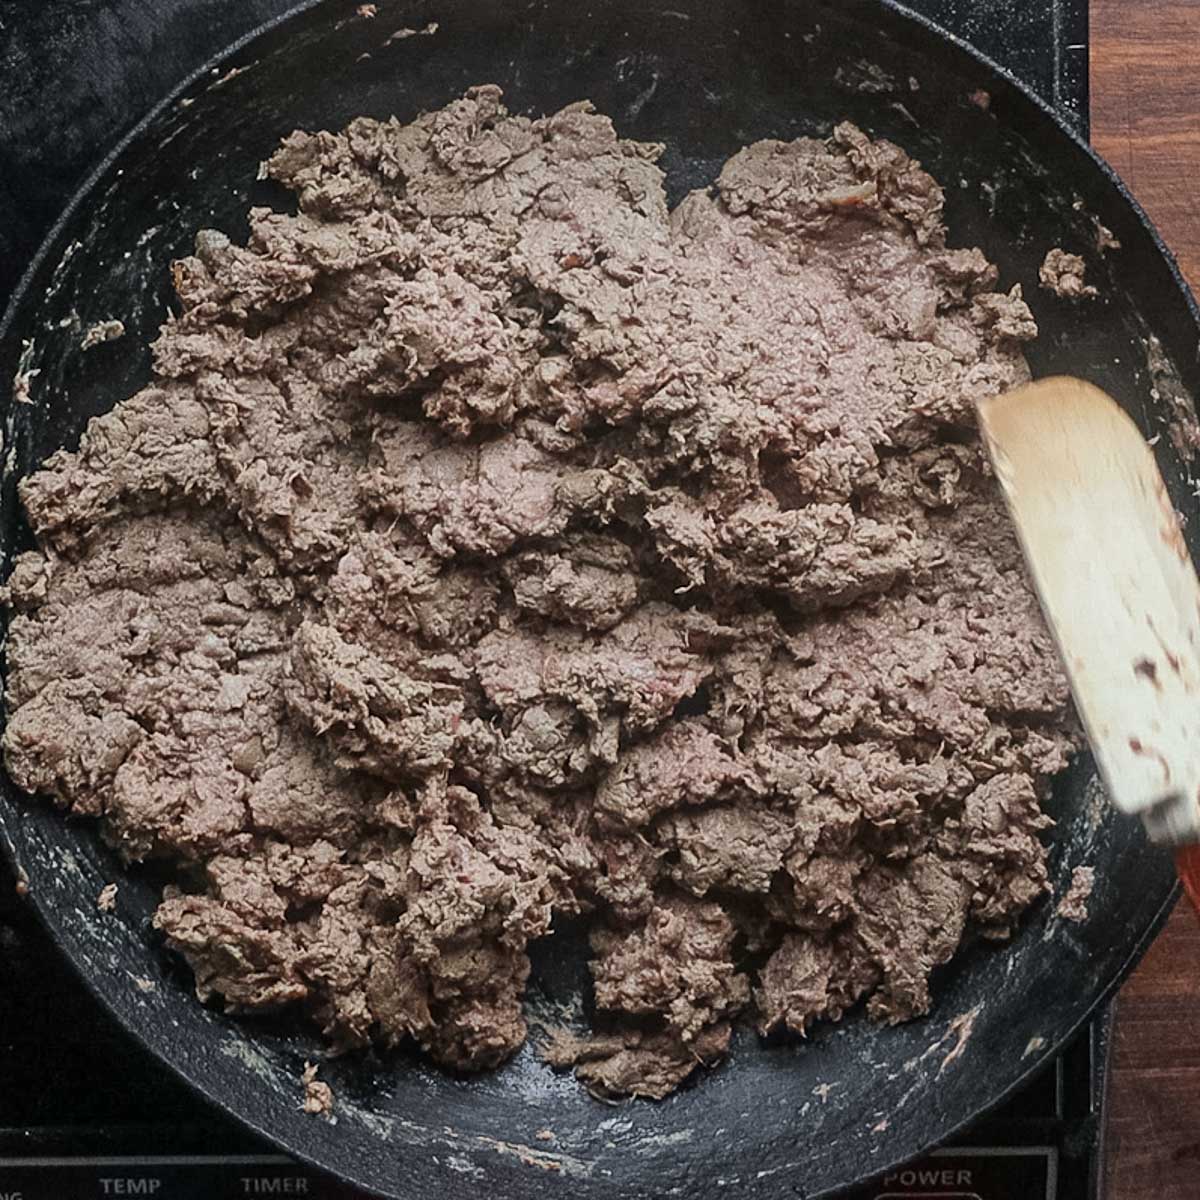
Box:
[2,87,1076,1099]
[1039,247,1098,299]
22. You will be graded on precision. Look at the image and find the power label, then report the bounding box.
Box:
[858,1147,1057,1200]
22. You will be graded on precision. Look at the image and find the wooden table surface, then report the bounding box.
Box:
[1092,3,1200,1194]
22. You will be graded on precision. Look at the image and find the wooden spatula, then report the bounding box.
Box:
[977,376,1200,854]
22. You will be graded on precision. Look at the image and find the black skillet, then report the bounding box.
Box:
[0,1,1196,1196]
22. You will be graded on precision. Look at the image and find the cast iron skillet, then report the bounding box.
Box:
[0,1,1196,1196]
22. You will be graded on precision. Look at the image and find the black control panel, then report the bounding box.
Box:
[0,1146,1056,1200]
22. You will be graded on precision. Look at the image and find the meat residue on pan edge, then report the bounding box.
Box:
[2,86,1078,1099]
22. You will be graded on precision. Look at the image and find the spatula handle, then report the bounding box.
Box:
[1177,846,1200,913]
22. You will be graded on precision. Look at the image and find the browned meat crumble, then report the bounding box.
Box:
[1039,247,1098,300]
[3,87,1076,1099]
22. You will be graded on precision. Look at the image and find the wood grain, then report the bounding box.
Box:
[1106,907,1200,1196]
[1094,2,1200,1194]
[1091,0,1200,287]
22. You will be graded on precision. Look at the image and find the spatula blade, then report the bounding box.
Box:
[978,376,1200,845]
